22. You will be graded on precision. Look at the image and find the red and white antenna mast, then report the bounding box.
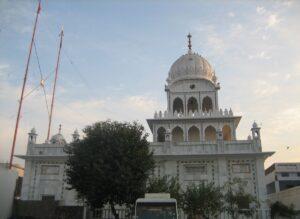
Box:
[46,28,64,141]
[9,1,42,169]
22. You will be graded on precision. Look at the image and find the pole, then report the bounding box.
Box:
[9,1,41,169]
[46,28,64,141]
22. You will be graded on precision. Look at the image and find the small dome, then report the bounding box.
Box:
[72,129,80,141]
[30,127,37,134]
[252,121,258,128]
[167,52,217,84]
[50,133,67,145]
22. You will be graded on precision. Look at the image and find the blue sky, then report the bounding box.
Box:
[0,0,299,167]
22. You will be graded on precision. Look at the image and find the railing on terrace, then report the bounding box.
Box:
[28,145,66,156]
[90,208,188,219]
[153,108,234,119]
[149,139,258,155]
[92,208,132,219]
[89,208,270,219]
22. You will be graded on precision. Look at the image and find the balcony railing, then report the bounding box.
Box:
[28,145,66,156]
[153,108,234,119]
[149,139,258,155]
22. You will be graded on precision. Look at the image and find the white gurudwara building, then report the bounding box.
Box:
[147,35,274,217]
[18,35,274,218]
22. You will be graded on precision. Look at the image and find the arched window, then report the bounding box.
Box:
[157,127,166,142]
[205,125,216,141]
[222,125,232,141]
[254,130,259,138]
[188,126,200,142]
[202,96,213,112]
[173,97,184,114]
[172,126,184,142]
[187,97,198,113]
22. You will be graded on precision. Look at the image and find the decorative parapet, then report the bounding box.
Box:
[149,139,260,155]
[28,144,66,156]
[153,108,234,119]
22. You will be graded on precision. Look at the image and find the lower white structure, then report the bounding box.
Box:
[18,35,274,218]
[17,127,79,206]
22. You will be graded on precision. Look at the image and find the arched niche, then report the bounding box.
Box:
[173,97,184,114]
[222,125,232,141]
[204,125,216,141]
[187,97,198,113]
[202,96,213,112]
[188,126,200,142]
[172,126,184,142]
[157,127,166,142]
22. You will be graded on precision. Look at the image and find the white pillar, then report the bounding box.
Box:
[256,158,269,219]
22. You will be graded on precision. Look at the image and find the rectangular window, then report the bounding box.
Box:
[278,164,297,170]
[281,172,289,177]
[41,165,60,175]
[297,173,300,177]
[232,164,250,173]
[42,195,55,201]
[185,165,206,174]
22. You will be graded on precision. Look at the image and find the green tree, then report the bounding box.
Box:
[65,121,155,219]
[223,178,259,218]
[182,182,223,219]
[270,201,298,219]
[146,175,183,207]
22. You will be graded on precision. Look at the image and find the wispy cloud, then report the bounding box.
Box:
[0,0,34,34]
[0,69,163,163]
[256,6,266,14]
[228,12,235,18]
[253,80,279,97]
[248,51,271,60]
[267,14,280,27]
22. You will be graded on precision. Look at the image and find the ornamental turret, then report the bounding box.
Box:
[251,121,262,149]
[28,128,37,144]
[72,129,80,142]
[251,121,261,140]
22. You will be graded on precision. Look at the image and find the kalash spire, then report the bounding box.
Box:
[187,33,192,53]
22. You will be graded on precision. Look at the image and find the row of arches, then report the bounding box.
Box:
[173,96,213,114]
[157,125,232,142]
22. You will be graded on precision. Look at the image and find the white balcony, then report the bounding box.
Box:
[149,139,260,156]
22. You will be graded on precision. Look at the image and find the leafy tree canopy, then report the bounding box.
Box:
[223,178,259,218]
[182,182,223,219]
[146,175,182,206]
[65,120,155,218]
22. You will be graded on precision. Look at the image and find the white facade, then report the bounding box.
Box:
[17,128,79,206]
[147,39,274,218]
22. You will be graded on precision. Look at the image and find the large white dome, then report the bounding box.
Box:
[167,51,217,84]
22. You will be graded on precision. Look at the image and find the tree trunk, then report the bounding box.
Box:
[110,202,119,219]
